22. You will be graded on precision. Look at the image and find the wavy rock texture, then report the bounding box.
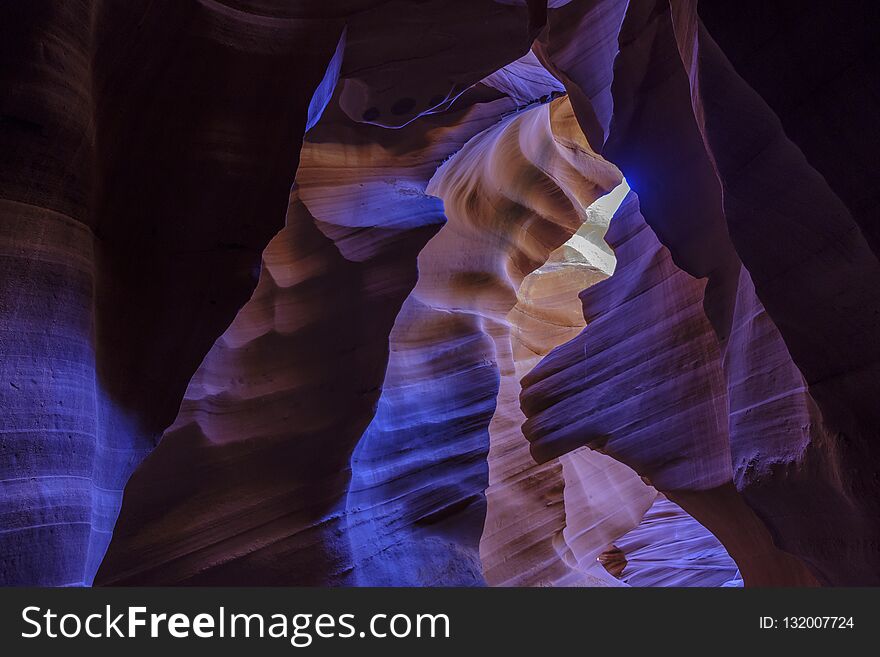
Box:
[481,238,617,586]
[522,0,880,586]
[345,95,623,586]
[0,0,342,586]
[95,81,532,585]
[522,188,732,487]
[560,448,654,582]
[613,495,740,587]
[520,179,818,585]
[672,0,880,585]
[534,0,630,146]
[2,0,540,587]
[480,188,645,587]
[3,0,880,588]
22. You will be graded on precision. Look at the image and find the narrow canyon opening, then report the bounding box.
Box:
[96,65,744,587]
[4,0,877,589]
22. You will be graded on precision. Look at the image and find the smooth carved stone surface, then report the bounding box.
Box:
[480,185,652,587]
[521,188,733,490]
[519,186,817,586]
[670,0,880,585]
[534,0,630,146]
[482,258,617,587]
[558,448,656,583]
[99,53,614,585]
[96,188,441,585]
[345,298,496,586]
[522,0,878,586]
[2,0,542,587]
[613,495,740,587]
[3,0,879,589]
[0,0,342,586]
[345,95,623,586]
[95,83,529,585]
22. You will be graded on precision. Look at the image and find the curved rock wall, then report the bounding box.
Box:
[3,0,539,588]
[96,84,523,585]
[0,0,343,586]
[613,495,740,587]
[345,95,623,586]
[3,0,879,587]
[522,0,879,586]
[672,0,880,584]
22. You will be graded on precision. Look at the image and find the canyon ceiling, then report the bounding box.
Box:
[1,0,878,587]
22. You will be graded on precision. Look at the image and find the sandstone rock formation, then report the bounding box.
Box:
[1,0,344,586]
[96,82,522,585]
[3,0,879,587]
[522,0,879,586]
[613,495,740,587]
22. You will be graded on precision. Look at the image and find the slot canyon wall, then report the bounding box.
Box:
[1,0,878,587]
